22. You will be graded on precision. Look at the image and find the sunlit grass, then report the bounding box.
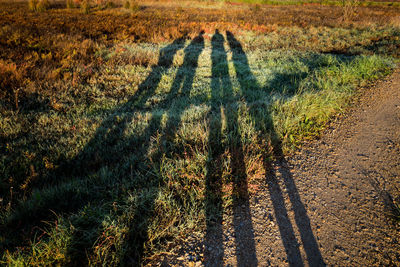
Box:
[1,1,399,265]
[1,31,395,264]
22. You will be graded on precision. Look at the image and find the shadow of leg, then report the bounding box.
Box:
[226,30,324,266]
[277,157,325,267]
[204,29,225,266]
[231,138,258,266]
[205,29,258,266]
[204,154,224,266]
[265,161,304,267]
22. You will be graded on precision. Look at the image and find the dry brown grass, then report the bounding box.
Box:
[28,0,50,12]
[390,16,400,27]
[0,1,398,265]
[0,60,25,109]
[0,0,398,109]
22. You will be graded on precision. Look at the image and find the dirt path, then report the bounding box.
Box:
[162,69,400,266]
[285,69,400,266]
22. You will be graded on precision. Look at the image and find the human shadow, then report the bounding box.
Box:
[2,30,327,265]
[120,31,205,264]
[226,31,325,266]
[2,33,205,265]
[204,29,226,265]
[204,30,258,266]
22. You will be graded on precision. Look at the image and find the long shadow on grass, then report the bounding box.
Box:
[2,34,205,265]
[120,31,205,264]
[204,30,258,266]
[226,31,325,266]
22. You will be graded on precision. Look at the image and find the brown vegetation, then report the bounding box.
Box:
[0,0,398,109]
[0,1,399,265]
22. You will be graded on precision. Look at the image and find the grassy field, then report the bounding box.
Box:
[229,0,400,7]
[1,0,400,265]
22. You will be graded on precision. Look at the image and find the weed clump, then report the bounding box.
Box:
[66,0,74,9]
[124,1,130,9]
[28,0,38,11]
[123,0,129,9]
[81,0,90,13]
[105,0,116,9]
[124,0,139,12]
[251,4,262,13]
[29,0,50,12]
[37,0,50,11]
[342,0,360,22]
[0,60,23,110]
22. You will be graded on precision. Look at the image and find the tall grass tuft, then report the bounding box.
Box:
[0,60,23,110]
[37,0,50,12]
[126,0,139,12]
[28,0,38,11]
[104,0,116,9]
[29,0,50,12]
[123,0,130,9]
[66,0,74,9]
[342,0,360,22]
[81,0,90,13]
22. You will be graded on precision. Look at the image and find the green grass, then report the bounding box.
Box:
[0,26,398,265]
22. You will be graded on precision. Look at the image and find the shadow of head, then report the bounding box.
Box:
[192,30,205,43]
[226,30,243,51]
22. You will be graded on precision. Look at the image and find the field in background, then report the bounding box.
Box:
[1,0,400,265]
[228,0,400,7]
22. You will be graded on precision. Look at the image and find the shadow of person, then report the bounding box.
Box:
[162,31,205,128]
[120,31,205,264]
[170,31,204,95]
[204,29,258,266]
[226,30,325,267]
[204,29,226,266]
[2,34,204,265]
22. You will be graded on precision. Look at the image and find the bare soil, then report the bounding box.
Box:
[159,69,400,266]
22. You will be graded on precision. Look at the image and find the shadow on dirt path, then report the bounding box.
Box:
[204,29,258,266]
[226,30,325,266]
[203,30,324,266]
